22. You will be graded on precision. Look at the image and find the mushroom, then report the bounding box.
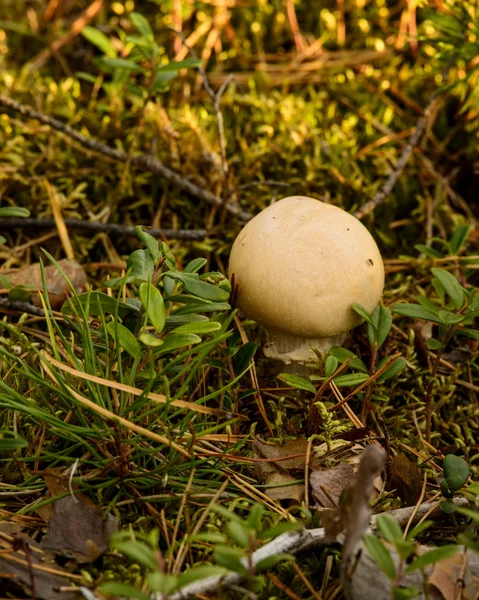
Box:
[229,196,384,367]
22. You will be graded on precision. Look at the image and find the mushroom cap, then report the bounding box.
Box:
[229,196,384,339]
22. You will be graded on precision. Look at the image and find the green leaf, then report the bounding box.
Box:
[456,507,479,525]
[227,521,251,547]
[246,504,264,530]
[457,532,479,553]
[414,244,443,258]
[456,328,479,342]
[173,321,221,335]
[439,500,457,513]
[135,227,161,262]
[393,587,420,600]
[166,273,229,302]
[352,302,375,326]
[157,333,201,354]
[437,309,464,325]
[156,58,201,71]
[466,482,479,495]
[233,342,257,375]
[376,514,403,544]
[329,346,368,372]
[404,545,459,574]
[100,57,145,72]
[277,373,316,393]
[333,373,369,387]
[100,582,149,600]
[0,235,6,244]
[392,303,442,324]
[174,301,231,315]
[368,305,392,350]
[81,26,117,57]
[213,546,248,575]
[377,357,406,382]
[106,321,140,358]
[0,206,30,218]
[443,454,470,491]
[62,291,135,318]
[139,283,165,333]
[139,332,164,347]
[0,435,28,450]
[177,566,227,588]
[426,338,443,350]
[364,535,396,580]
[112,540,158,570]
[449,225,471,255]
[256,553,296,571]
[147,572,178,594]
[185,258,207,273]
[127,249,155,282]
[431,268,464,309]
[130,12,154,39]
[325,355,339,378]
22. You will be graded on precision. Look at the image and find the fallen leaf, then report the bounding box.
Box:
[4,259,87,309]
[0,533,78,600]
[38,469,119,563]
[264,471,304,504]
[390,453,422,506]
[310,462,355,508]
[253,437,316,504]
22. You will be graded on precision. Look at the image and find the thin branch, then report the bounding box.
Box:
[0,297,45,317]
[0,95,251,222]
[355,57,457,220]
[167,496,470,600]
[169,28,233,177]
[0,218,208,241]
[354,107,432,220]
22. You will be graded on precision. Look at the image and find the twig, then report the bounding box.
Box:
[77,496,471,600]
[354,105,433,220]
[169,28,232,177]
[0,218,208,241]
[0,297,45,317]
[0,95,251,221]
[166,496,470,600]
[355,57,457,220]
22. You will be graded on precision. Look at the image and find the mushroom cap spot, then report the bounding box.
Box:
[229,196,385,338]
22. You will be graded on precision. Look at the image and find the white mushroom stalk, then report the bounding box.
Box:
[229,196,384,367]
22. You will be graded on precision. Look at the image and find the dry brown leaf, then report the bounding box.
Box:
[5,259,87,309]
[310,462,355,508]
[430,550,479,600]
[38,469,118,563]
[253,437,316,504]
[0,533,78,600]
[264,471,304,504]
[253,437,312,472]
[390,453,422,506]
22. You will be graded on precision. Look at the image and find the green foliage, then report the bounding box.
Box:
[80,13,200,98]
[105,504,299,596]
[392,267,479,345]
[365,514,460,598]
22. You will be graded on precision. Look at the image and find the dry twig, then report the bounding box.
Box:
[0,95,251,222]
[0,218,208,241]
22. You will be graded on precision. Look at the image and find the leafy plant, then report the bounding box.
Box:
[80,13,200,99]
[102,503,300,598]
[365,514,459,599]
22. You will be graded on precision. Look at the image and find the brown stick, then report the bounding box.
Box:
[0,217,208,241]
[0,95,252,222]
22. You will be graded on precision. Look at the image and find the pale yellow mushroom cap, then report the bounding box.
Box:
[229,196,384,341]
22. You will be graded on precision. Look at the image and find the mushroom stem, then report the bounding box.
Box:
[264,330,347,367]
